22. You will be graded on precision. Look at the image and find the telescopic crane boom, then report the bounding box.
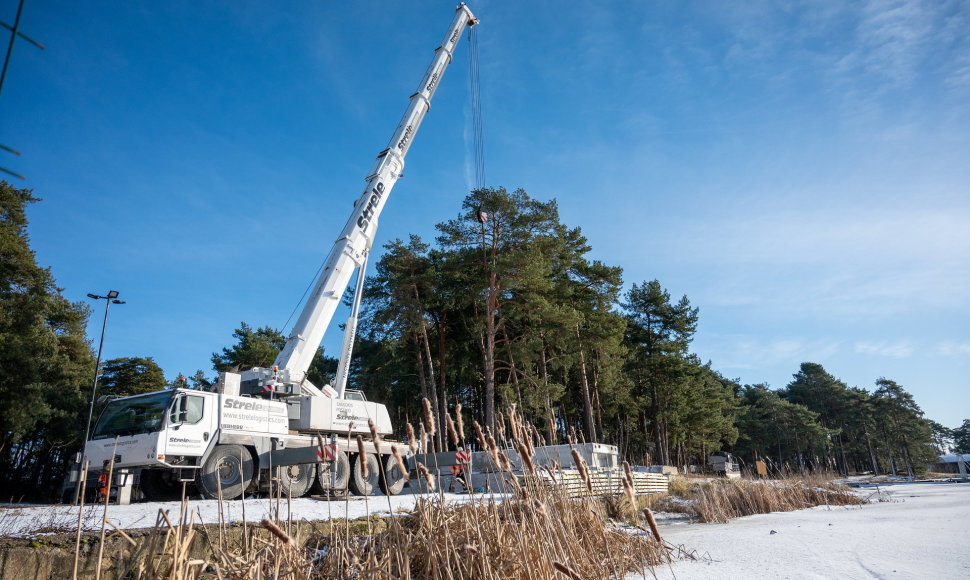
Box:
[240,4,478,401]
[78,4,479,503]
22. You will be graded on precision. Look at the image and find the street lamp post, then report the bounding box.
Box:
[81,290,126,450]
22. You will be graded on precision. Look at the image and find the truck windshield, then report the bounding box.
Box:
[92,391,174,440]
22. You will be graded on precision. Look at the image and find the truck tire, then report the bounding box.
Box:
[197,444,254,500]
[379,454,408,495]
[276,463,314,498]
[312,450,350,496]
[139,469,184,502]
[348,453,381,496]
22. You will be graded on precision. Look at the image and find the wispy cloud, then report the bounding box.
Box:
[697,334,842,374]
[839,0,934,87]
[855,340,914,358]
[670,204,970,320]
[937,341,970,357]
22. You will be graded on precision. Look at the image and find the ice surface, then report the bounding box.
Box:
[639,481,970,580]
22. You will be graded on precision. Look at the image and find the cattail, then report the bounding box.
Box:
[507,407,519,442]
[547,414,557,445]
[356,435,368,478]
[446,412,459,450]
[498,452,512,473]
[419,421,428,453]
[532,423,545,447]
[523,422,535,457]
[417,463,435,491]
[496,416,507,443]
[455,403,465,444]
[571,448,591,493]
[533,499,549,519]
[486,431,500,466]
[622,473,636,505]
[643,507,663,544]
[543,465,558,483]
[569,426,577,446]
[261,519,293,545]
[391,445,408,478]
[623,460,634,488]
[406,422,417,454]
[368,418,382,456]
[578,428,586,446]
[422,397,436,435]
[552,561,582,580]
[473,420,487,451]
[516,441,535,474]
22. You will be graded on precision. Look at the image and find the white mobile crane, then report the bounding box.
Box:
[79,3,478,502]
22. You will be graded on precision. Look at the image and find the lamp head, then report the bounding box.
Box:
[106,290,119,299]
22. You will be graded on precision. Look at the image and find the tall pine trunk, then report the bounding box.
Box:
[575,327,596,443]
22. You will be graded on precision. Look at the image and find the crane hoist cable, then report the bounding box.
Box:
[468,24,485,191]
[281,15,484,336]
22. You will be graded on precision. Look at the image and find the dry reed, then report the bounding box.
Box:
[314,485,672,579]
[356,436,368,478]
[455,403,465,445]
[445,412,459,450]
[72,422,689,580]
[391,445,408,477]
[406,422,417,454]
[656,476,866,523]
[421,398,436,436]
[367,419,382,456]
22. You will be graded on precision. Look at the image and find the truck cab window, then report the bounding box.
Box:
[171,395,204,424]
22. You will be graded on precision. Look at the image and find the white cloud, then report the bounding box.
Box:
[697,334,842,373]
[937,341,970,357]
[854,340,914,358]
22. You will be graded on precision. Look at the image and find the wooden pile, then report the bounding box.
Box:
[521,469,669,498]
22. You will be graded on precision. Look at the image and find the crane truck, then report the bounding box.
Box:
[78,3,478,502]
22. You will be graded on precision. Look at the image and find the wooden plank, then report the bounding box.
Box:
[519,469,668,498]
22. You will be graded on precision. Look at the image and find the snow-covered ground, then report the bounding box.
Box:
[645,481,970,580]
[2,481,967,580]
[0,491,480,537]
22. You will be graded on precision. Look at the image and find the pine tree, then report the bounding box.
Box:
[98,357,168,398]
[622,280,699,465]
[953,420,970,454]
[436,187,560,433]
[783,362,855,474]
[0,182,93,499]
[872,378,936,475]
[212,322,336,387]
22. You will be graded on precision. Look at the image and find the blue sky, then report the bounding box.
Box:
[3,1,967,428]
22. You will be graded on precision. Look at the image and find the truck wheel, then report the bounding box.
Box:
[197,444,254,500]
[379,454,408,495]
[312,450,350,496]
[139,469,183,502]
[276,463,314,498]
[348,453,381,496]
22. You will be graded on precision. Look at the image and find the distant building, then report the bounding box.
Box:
[932,454,970,474]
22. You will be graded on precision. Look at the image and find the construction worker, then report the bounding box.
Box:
[96,461,110,504]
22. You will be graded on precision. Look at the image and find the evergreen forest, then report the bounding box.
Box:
[1,181,965,500]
